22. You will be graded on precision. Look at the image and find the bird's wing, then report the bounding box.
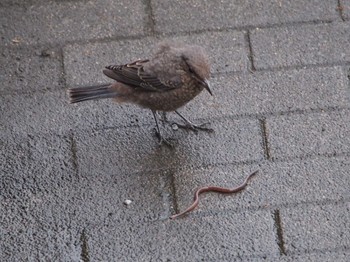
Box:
[103,59,179,92]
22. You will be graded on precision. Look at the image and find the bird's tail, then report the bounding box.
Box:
[68,84,118,103]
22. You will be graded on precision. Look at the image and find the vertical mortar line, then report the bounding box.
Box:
[273,209,287,256]
[80,228,90,262]
[245,30,256,72]
[346,67,350,104]
[69,131,79,177]
[143,0,156,36]
[168,170,180,216]
[259,118,272,160]
[156,168,178,220]
[337,0,345,21]
[58,46,68,89]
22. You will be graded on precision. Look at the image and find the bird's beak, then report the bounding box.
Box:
[202,79,213,96]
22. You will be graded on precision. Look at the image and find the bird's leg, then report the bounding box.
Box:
[159,111,168,123]
[172,111,214,133]
[151,110,173,147]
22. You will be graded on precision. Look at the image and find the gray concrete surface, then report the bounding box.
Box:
[1,0,349,261]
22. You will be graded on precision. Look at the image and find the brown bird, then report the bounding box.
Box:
[68,41,213,145]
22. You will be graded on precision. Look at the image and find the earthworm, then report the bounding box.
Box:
[170,170,258,219]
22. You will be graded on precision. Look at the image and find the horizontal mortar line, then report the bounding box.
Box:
[188,250,280,262]
[2,61,349,98]
[0,33,152,52]
[217,155,350,175]
[0,18,342,51]
[217,253,280,262]
[270,151,350,163]
[153,18,337,38]
[245,106,349,119]
[180,106,350,126]
[83,158,265,178]
[90,149,350,179]
[0,0,71,8]
[1,86,68,96]
[2,92,350,135]
[172,197,350,221]
[173,150,350,175]
[252,61,350,74]
[67,157,265,179]
[211,60,350,78]
[286,245,350,258]
[170,158,265,174]
[1,95,349,137]
[85,18,344,45]
[2,53,349,95]
[3,58,350,96]
[14,57,350,90]
[103,159,264,179]
[269,146,345,164]
[216,245,350,261]
[65,32,155,47]
[1,103,349,142]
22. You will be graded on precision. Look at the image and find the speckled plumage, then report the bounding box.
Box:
[68,41,212,143]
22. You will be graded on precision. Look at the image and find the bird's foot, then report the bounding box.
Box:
[172,111,214,133]
[155,130,174,147]
[171,121,214,133]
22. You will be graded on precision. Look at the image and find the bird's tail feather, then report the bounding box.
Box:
[68,84,118,103]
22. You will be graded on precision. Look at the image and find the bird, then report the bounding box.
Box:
[68,41,213,145]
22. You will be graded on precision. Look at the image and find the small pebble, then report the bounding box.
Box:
[40,49,55,57]
[171,123,179,131]
[124,199,132,206]
[11,37,21,43]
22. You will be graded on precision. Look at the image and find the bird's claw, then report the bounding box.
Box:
[155,131,174,147]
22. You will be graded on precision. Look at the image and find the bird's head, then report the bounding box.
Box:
[181,47,212,96]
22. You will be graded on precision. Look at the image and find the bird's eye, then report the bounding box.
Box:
[188,65,195,74]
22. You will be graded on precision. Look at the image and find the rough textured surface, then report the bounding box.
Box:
[0,47,64,93]
[1,0,350,260]
[340,0,350,20]
[172,156,350,213]
[162,210,278,260]
[281,202,350,253]
[87,221,165,261]
[185,66,349,118]
[267,110,350,159]
[74,118,264,175]
[0,133,80,261]
[281,250,350,262]
[251,22,350,69]
[152,0,338,33]
[0,133,167,261]
[0,91,152,135]
[0,0,145,46]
